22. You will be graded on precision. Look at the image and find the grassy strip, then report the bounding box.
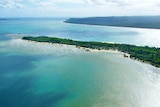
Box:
[22,36,160,67]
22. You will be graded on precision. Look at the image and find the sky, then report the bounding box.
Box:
[0,0,160,17]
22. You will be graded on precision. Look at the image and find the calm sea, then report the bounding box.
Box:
[0,18,160,107]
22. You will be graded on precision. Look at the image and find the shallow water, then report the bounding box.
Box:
[0,18,160,107]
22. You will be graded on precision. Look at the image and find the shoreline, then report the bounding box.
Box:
[24,39,119,53]
[22,38,132,60]
[64,21,160,30]
[23,39,155,67]
[22,36,160,68]
[22,38,126,57]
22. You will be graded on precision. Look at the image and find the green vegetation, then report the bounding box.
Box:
[22,36,160,67]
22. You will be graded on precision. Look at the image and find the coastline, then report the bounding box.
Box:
[21,38,128,59]
[23,39,120,53]
[22,36,160,68]
[64,21,160,30]
[23,39,156,68]
[7,34,130,56]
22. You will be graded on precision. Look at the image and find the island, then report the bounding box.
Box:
[64,16,160,29]
[22,36,160,67]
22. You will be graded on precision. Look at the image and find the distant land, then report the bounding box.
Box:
[65,16,160,29]
[0,18,7,20]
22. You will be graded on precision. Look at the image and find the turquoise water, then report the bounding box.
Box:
[0,18,160,107]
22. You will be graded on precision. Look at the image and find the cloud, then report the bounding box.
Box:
[0,0,26,8]
[0,0,160,17]
[1,0,160,9]
[85,0,160,7]
[0,0,86,8]
[84,0,160,15]
[0,0,28,8]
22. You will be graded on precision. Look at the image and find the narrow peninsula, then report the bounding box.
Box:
[22,36,160,67]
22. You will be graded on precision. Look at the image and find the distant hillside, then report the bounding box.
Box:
[65,16,160,29]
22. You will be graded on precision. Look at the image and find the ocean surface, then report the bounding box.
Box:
[0,18,160,107]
